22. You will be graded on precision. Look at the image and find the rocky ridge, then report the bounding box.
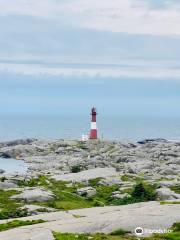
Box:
[0,138,179,179]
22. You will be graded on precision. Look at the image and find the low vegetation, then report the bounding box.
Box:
[76,141,88,150]
[53,222,180,240]
[16,176,158,211]
[53,232,134,240]
[170,185,180,194]
[160,201,180,205]
[0,219,45,232]
[0,189,28,220]
[121,174,143,182]
[70,165,83,173]
[0,175,159,221]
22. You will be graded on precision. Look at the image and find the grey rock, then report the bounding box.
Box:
[98,177,123,186]
[159,181,179,188]
[111,192,130,199]
[0,180,18,189]
[156,187,180,200]
[20,205,56,215]
[160,168,176,175]
[11,187,55,202]
[0,138,180,181]
[1,202,180,240]
[137,138,168,144]
[77,187,97,197]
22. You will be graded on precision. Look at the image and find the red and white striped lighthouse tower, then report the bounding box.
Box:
[89,107,97,139]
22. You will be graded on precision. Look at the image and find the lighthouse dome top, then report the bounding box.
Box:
[91,107,97,114]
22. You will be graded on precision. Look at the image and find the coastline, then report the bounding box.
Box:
[0,138,179,239]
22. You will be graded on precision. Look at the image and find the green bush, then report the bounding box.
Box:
[70,165,82,173]
[131,182,157,202]
[18,175,49,187]
[112,182,157,206]
[172,222,180,232]
[0,208,28,220]
[89,177,102,187]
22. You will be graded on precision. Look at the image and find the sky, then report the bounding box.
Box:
[0,0,180,118]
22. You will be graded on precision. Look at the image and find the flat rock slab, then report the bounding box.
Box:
[0,202,180,240]
[52,167,118,182]
[0,228,54,240]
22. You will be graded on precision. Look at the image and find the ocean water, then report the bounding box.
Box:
[0,157,27,174]
[0,114,180,141]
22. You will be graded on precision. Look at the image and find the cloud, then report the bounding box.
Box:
[0,0,180,35]
[0,60,180,79]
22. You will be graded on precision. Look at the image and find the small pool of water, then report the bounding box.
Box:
[0,157,27,174]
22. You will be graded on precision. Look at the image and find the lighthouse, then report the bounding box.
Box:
[89,107,97,139]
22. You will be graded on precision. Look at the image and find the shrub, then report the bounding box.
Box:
[0,208,28,220]
[89,177,102,187]
[70,165,82,173]
[131,182,157,202]
[172,222,180,232]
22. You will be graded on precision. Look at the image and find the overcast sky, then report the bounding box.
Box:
[0,0,180,78]
[0,0,180,117]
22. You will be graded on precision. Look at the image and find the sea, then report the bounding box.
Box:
[0,114,180,142]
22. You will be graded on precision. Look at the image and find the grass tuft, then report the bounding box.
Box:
[0,219,45,232]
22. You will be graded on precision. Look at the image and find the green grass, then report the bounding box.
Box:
[160,201,180,205]
[53,232,135,240]
[110,228,130,236]
[16,176,158,211]
[0,219,45,232]
[121,175,143,182]
[53,231,180,240]
[76,141,88,150]
[53,222,180,240]
[35,179,94,210]
[17,175,49,187]
[89,177,103,187]
[170,185,180,194]
[0,189,28,220]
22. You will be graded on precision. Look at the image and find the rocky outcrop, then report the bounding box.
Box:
[111,192,130,199]
[156,187,180,200]
[77,187,97,197]
[0,180,18,189]
[11,187,55,203]
[52,168,118,182]
[0,202,180,240]
[0,138,179,183]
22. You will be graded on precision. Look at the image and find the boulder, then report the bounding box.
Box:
[111,192,130,199]
[137,138,167,144]
[77,187,96,198]
[20,205,56,215]
[160,168,177,175]
[156,187,180,200]
[159,181,179,188]
[11,187,55,202]
[0,180,18,189]
[98,177,123,186]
